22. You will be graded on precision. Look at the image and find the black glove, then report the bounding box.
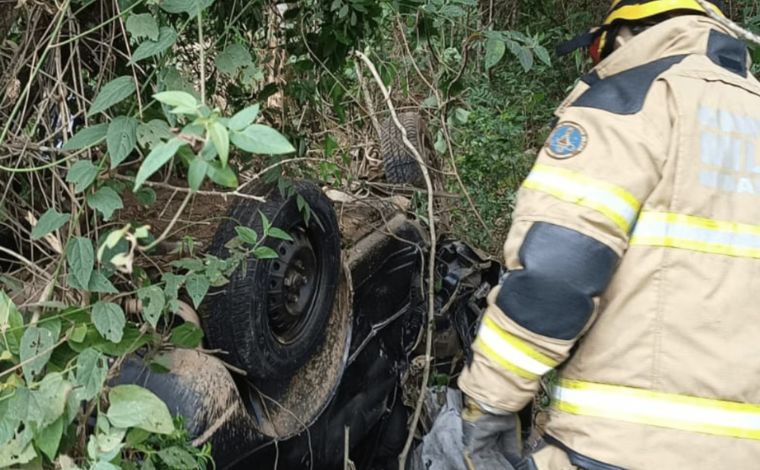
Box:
[462,396,522,470]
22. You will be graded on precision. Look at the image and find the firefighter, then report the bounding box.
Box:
[458,1,760,469]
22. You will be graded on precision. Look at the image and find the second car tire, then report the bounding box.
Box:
[380,112,431,186]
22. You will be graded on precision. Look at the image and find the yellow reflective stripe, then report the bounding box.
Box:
[523,164,640,232]
[482,317,557,368]
[553,379,760,440]
[476,338,538,380]
[631,211,760,259]
[475,316,558,380]
[605,1,724,25]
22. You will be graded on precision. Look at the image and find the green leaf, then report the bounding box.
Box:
[7,387,29,422]
[516,45,534,72]
[241,63,264,86]
[74,348,108,401]
[130,26,178,63]
[0,431,36,467]
[89,326,150,357]
[137,286,165,328]
[171,258,204,271]
[87,426,126,463]
[170,323,204,348]
[137,120,173,148]
[454,107,471,124]
[35,416,63,460]
[160,0,215,17]
[157,446,197,469]
[66,160,99,193]
[153,91,198,110]
[62,124,108,151]
[31,209,70,240]
[228,104,260,132]
[87,76,136,117]
[439,4,465,17]
[134,187,157,206]
[91,302,126,343]
[126,427,151,447]
[260,212,272,234]
[0,292,23,355]
[267,227,293,241]
[0,392,19,447]
[0,290,18,331]
[205,161,238,188]
[66,237,94,289]
[534,45,551,66]
[434,131,447,154]
[0,388,28,448]
[98,228,128,264]
[20,326,55,382]
[126,13,159,41]
[92,458,121,470]
[134,138,186,190]
[162,273,185,313]
[324,134,339,157]
[30,373,72,428]
[70,324,88,343]
[185,273,209,309]
[68,268,117,293]
[215,43,253,76]
[208,121,229,166]
[87,187,124,221]
[188,158,208,192]
[235,226,258,245]
[39,318,61,341]
[485,38,506,71]
[107,385,174,434]
[231,124,295,155]
[253,246,279,259]
[107,116,139,168]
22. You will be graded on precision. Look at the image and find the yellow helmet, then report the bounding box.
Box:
[557,0,727,63]
[603,0,725,25]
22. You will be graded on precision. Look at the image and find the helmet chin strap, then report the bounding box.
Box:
[555,25,620,65]
[555,27,606,58]
[556,22,646,66]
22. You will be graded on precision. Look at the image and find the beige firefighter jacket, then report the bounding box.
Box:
[458,15,760,470]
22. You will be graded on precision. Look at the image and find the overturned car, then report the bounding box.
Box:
[119,121,501,469]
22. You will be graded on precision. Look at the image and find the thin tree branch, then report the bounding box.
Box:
[696,0,760,45]
[353,50,436,470]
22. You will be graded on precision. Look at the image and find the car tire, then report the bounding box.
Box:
[203,180,341,380]
[380,112,430,186]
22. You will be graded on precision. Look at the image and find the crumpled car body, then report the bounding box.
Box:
[118,193,500,469]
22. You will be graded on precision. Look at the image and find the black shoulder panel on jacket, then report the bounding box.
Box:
[580,70,600,86]
[571,55,686,115]
[495,223,618,340]
[707,29,748,77]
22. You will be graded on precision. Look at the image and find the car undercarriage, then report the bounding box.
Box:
[117,182,501,469]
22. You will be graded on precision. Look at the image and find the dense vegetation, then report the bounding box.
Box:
[0,0,758,468]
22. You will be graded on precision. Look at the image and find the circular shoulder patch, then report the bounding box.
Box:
[545,122,588,159]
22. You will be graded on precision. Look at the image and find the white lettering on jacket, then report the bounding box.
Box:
[698,106,760,195]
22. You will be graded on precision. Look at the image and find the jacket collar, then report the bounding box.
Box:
[593,15,749,78]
